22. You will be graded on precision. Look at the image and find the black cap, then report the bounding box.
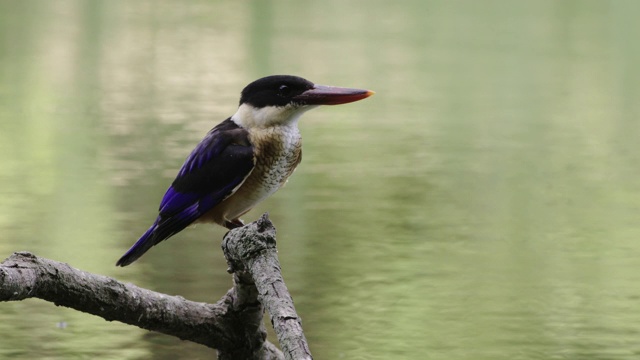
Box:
[239,75,314,108]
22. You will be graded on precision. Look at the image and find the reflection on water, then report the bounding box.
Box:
[2,1,640,359]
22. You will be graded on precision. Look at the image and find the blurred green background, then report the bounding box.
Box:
[2,0,640,359]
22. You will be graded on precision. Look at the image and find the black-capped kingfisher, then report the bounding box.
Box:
[116,75,374,266]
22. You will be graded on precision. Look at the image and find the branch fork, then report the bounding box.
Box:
[0,213,312,360]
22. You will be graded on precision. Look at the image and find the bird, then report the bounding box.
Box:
[116,75,374,266]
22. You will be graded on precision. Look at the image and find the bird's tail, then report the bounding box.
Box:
[117,206,202,266]
[116,222,159,267]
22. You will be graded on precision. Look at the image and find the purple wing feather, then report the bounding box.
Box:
[116,118,254,266]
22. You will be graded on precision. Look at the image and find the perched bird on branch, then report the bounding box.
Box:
[117,75,374,266]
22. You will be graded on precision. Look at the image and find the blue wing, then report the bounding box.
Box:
[116,118,254,266]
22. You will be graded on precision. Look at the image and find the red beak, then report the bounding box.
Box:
[293,85,375,105]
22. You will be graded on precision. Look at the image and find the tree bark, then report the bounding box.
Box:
[0,213,311,360]
[223,213,313,360]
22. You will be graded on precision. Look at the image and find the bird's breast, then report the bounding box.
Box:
[210,125,302,224]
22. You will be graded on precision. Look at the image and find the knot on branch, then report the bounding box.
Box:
[222,213,277,274]
[3,251,39,268]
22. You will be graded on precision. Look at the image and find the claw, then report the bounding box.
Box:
[224,219,245,229]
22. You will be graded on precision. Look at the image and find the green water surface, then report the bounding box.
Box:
[1,1,640,359]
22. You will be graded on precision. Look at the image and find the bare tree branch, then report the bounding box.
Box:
[223,213,313,360]
[1,251,234,344]
[0,213,313,360]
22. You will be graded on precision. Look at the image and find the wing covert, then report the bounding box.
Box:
[157,118,254,219]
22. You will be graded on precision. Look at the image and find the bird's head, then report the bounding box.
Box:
[232,75,374,128]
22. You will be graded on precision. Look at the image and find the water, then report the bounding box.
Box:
[1,1,640,359]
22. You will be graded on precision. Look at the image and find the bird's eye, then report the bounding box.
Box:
[278,85,291,96]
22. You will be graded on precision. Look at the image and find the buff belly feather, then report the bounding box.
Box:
[200,125,302,226]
